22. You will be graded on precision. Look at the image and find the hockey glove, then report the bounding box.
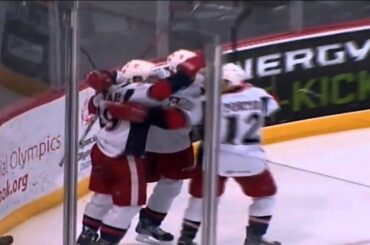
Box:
[105,101,149,123]
[176,52,206,78]
[84,70,117,92]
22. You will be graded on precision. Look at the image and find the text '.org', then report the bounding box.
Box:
[0,174,28,204]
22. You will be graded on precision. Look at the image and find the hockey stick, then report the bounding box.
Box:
[59,116,98,167]
[267,160,370,189]
[298,88,321,98]
[78,116,98,146]
[74,46,99,149]
[193,141,370,189]
[80,46,97,69]
[228,3,252,63]
[338,240,370,245]
[59,46,98,167]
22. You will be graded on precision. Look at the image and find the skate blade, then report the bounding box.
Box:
[262,242,281,245]
[135,234,173,245]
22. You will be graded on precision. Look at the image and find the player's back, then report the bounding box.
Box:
[217,85,279,176]
[220,85,278,154]
[96,82,158,158]
[145,82,203,153]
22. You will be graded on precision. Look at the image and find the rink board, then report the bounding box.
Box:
[1,19,370,234]
[0,87,98,234]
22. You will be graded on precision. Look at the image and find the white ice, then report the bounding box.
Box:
[7,128,370,245]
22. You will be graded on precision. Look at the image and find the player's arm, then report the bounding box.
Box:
[260,89,280,117]
[189,96,206,142]
[145,107,190,129]
[84,54,205,96]
[84,69,120,114]
[146,53,206,101]
[87,93,104,114]
[106,102,190,130]
[84,53,205,104]
[103,101,149,123]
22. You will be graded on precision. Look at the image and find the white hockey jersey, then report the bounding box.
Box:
[217,86,279,176]
[145,82,204,153]
[96,82,161,158]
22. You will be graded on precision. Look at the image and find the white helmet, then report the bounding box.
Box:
[222,63,246,87]
[167,49,197,72]
[120,59,156,83]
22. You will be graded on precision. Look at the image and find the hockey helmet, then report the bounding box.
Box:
[121,59,156,83]
[222,63,246,88]
[167,49,197,72]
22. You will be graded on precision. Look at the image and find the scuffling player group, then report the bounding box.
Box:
[76,49,281,245]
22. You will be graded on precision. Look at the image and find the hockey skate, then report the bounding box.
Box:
[135,218,174,244]
[244,227,281,245]
[176,236,197,245]
[244,238,281,245]
[135,208,174,244]
[89,239,118,245]
[76,228,99,245]
[135,217,174,244]
[0,236,13,245]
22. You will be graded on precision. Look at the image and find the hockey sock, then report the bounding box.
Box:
[180,219,201,240]
[99,224,127,243]
[248,215,272,236]
[141,208,166,226]
[82,214,102,232]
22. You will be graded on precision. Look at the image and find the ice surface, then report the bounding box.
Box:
[7,128,370,245]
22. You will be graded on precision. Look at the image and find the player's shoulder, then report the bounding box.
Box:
[240,85,270,97]
[115,82,151,94]
[129,82,151,89]
[176,82,204,98]
[111,82,151,97]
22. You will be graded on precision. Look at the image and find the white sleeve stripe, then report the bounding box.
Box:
[127,156,139,206]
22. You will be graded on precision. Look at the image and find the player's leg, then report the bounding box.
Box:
[136,147,194,243]
[143,151,161,183]
[234,169,280,245]
[177,168,226,245]
[96,155,147,245]
[77,144,113,245]
[136,178,182,243]
[78,193,113,245]
[136,150,166,241]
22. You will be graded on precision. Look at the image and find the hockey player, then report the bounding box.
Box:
[177,63,281,245]
[134,50,204,244]
[76,55,205,245]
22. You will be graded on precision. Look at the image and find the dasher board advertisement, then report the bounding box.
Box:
[224,24,370,124]
[0,88,98,220]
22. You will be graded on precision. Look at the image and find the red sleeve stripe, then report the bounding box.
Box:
[88,97,98,114]
[164,108,188,129]
[148,79,172,101]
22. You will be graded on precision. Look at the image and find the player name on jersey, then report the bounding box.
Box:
[224,100,262,112]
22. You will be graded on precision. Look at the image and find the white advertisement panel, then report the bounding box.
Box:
[0,88,99,219]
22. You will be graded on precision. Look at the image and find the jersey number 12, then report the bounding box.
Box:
[224,113,263,144]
